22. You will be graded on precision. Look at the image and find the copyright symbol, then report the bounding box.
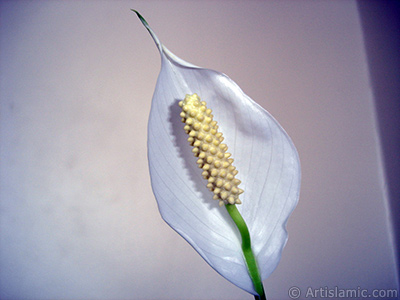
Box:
[288,286,301,299]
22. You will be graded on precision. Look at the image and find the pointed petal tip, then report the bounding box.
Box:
[131,10,162,52]
[131,9,149,27]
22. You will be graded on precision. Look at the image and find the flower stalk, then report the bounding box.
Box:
[225,204,266,300]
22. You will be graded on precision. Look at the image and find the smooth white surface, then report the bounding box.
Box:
[146,26,301,293]
[1,1,398,300]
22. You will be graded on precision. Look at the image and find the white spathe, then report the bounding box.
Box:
[140,13,301,295]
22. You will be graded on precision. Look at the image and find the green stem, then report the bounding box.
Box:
[225,204,266,300]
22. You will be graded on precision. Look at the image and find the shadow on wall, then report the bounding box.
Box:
[357,0,400,284]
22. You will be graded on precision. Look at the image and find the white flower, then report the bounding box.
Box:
[134,11,300,295]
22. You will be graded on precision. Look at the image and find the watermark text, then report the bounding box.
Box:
[288,286,398,299]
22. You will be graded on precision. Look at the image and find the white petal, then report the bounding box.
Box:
[141,14,300,294]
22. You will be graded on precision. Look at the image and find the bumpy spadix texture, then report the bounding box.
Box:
[179,94,244,206]
[136,11,301,295]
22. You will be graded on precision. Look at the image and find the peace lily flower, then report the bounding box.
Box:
[133,11,300,299]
